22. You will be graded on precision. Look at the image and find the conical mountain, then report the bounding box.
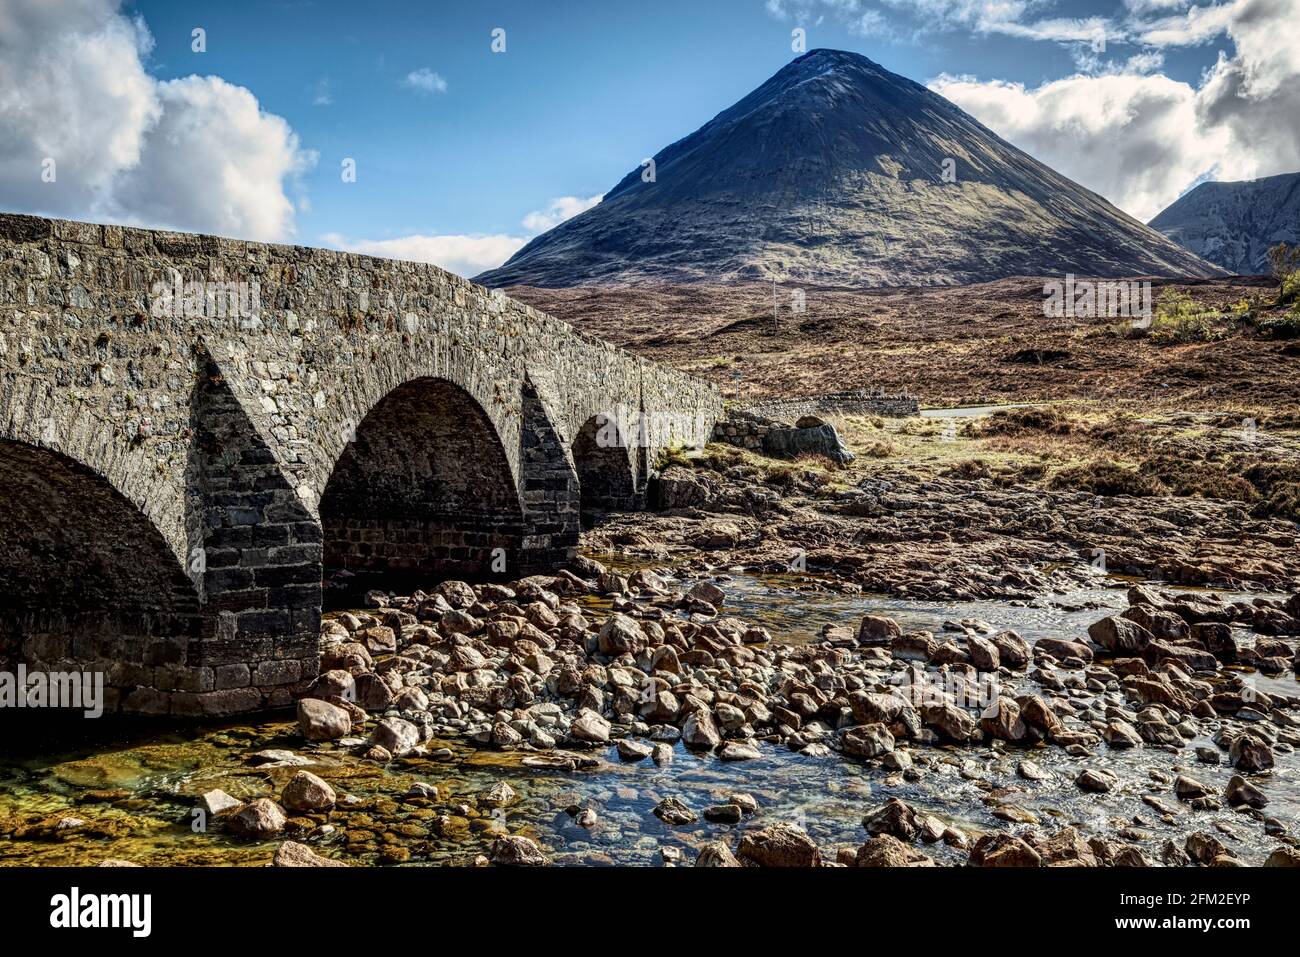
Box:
[477,49,1218,288]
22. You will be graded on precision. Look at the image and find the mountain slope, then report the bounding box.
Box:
[1149,172,1300,275]
[477,49,1218,288]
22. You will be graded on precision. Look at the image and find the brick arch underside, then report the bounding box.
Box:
[0,440,202,679]
[319,377,525,597]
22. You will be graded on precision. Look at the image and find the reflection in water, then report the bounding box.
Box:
[0,571,1295,866]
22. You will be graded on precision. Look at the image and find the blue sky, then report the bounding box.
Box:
[1,1,1295,275]
[131,0,1224,241]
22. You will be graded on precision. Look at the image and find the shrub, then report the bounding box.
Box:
[1253,482,1300,522]
[1050,460,1167,497]
[976,405,1073,437]
[1257,304,1300,339]
[1279,270,1300,306]
[1146,290,1230,345]
[1266,242,1300,283]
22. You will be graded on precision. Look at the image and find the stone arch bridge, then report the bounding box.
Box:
[0,214,721,716]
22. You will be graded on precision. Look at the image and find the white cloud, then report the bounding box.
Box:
[932,72,1225,220]
[0,0,311,241]
[520,194,603,232]
[766,0,906,36]
[991,15,1113,45]
[931,0,1300,220]
[1135,2,1240,46]
[321,232,527,279]
[1123,50,1167,73]
[769,0,1123,49]
[403,68,448,94]
[109,76,313,241]
[1122,0,1192,12]
[321,193,603,280]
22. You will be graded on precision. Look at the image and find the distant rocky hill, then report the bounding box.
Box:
[1149,172,1300,275]
[477,49,1218,288]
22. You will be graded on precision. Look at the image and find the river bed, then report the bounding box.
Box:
[0,568,1295,866]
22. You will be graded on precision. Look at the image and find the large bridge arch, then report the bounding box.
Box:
[0,422,204,714]
[0,375,192,575]
[318,375,526,598]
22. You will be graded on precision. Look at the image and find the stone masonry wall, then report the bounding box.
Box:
[744,388,919,422]
[0,213,723,715]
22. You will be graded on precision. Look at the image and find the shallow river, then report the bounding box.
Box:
[0,569,1294,866]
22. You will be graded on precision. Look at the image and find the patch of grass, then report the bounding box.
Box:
[656,445,693,470]
[860,440,895,459]
[1143,459,1258,502]
[793,452,843,471]
[761,459,834,491]
[975,405,1075,437]
[942,457,1047,487]
[899,417,941,436]
[658,442,746,472]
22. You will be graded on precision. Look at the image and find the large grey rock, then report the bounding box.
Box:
[571,709,612,744]
[274,841,347,867]
[370,717,420,756]
[281,771,336,812]
[681,710,722,751]
[297,698,352,741]
[491,835,548,867]
[228,798,287,839]
[737,823,821,867]
[763,423,856,465]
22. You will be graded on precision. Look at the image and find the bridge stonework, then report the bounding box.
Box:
[0,214,721,716]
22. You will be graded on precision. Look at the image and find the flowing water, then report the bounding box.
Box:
[1,568,1295,866]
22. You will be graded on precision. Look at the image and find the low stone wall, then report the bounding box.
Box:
[745,389,919,421]
[711,410,779,452]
